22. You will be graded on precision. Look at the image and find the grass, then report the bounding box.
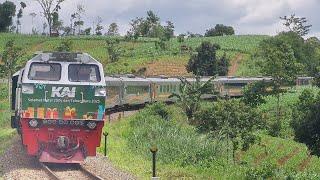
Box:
[0,33,269,75]
[0,84,15,156]
[257,86,320,138]
[99,88,320,179]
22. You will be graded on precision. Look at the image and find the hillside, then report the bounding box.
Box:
[100,91,320,179]
[0,33,269,76]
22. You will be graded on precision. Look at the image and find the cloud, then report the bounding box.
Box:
[0,0,318,37]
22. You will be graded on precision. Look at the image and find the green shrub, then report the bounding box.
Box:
[127,103,218,167]
[245,162,278,179]
[0,84,8,100]
[292,89,320,155]
[195,99,262,160]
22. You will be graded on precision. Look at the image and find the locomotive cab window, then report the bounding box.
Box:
[68,64,101,82]
[28,63,61,81]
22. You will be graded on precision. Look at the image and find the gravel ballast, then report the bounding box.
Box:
[0,136,136,180]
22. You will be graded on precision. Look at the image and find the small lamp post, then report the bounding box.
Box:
[150,146,159,179]
[103,132,109,156]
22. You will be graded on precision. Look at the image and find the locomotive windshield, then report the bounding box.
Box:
[68,64,101,82]
[28,63,61,81]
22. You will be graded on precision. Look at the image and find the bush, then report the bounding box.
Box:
[106,38,123,62]
[292,89,320,155]
[0,84,8,100]
[245,162,278,179]
[55,39,73,52]
[195,100,262,160]
[127,103,218,167]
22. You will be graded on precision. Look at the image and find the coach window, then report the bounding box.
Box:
[28,63,61,81]
[68,64,101,82]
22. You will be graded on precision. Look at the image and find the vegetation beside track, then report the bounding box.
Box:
[0,33,268,76]
[100,87,320,179]
[0,84,16,177]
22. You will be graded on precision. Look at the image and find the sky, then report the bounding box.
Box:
[1,0,320,37]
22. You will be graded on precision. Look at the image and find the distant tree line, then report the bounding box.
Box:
[0,0,237,39]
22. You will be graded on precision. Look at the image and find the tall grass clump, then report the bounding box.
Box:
[127,103,218,167]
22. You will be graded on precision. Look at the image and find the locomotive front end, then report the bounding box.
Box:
[17,52,106,163]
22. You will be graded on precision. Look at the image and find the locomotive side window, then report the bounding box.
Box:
[28,63,61,81]
[68,64,101,82]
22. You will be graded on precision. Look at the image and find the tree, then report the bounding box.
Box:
[257,37,300,136]
[29,12,37,33]
[52,11,63,33]
[195,99,260,162]
[205,24,235,37]
[42,22,48,35]
[106,38,122,62]
[95,16,103,35]
[0,40,23,103]
[35,0,65,36]
[73,4,85,35]
[280,14,312,36]
[126,10,171,39]
[16,2,26,33]
[170,76,215,122]
[83,27,91,35]
[242,81,271,107]
[126,17,144,40]
[186,41,221,76]
[0,1,16,32]
[107,22,119,36]
[217,53,229,76]
[163,21,174,40]
[291,89,320,155]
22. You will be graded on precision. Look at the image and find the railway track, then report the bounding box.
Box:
[40,162,104,180]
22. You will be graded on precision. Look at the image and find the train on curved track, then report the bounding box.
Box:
[10,52,313,163]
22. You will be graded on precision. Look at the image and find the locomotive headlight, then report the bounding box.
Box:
[29,119,38,128]
[22,85,34,94]
[87,121,97,129]
[95,88,106,97]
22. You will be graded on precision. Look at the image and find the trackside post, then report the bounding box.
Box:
[103,132,109,156]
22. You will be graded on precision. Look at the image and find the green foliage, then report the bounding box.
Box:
[0,33,268,76]
[257,36,300,87]
[276,31,320,76]
[170,76,215,122]
[0,84,8,100]
[0,1,16,32]
[195,99,261,160]
[205,24,235,37]
[245,162,278,179]
[107,22,119,36]
[187,41,230,76]
[55,39,73,52]
[292,89,320,156]
[105,38,123,62]
[280,14,312,36]
[127,103,218,167]
[242,81,271,107]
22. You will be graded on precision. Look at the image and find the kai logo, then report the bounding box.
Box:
[51,87,76,98]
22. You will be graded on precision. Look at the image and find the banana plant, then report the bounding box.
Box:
[169,76,216,123]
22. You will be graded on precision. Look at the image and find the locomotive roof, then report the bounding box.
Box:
[30,52,101,64]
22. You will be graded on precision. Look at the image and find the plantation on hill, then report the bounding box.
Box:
[0,33,269,76]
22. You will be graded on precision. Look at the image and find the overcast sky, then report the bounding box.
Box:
[1,0,320,37]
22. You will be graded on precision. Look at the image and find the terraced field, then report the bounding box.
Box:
[241,135,317,172]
